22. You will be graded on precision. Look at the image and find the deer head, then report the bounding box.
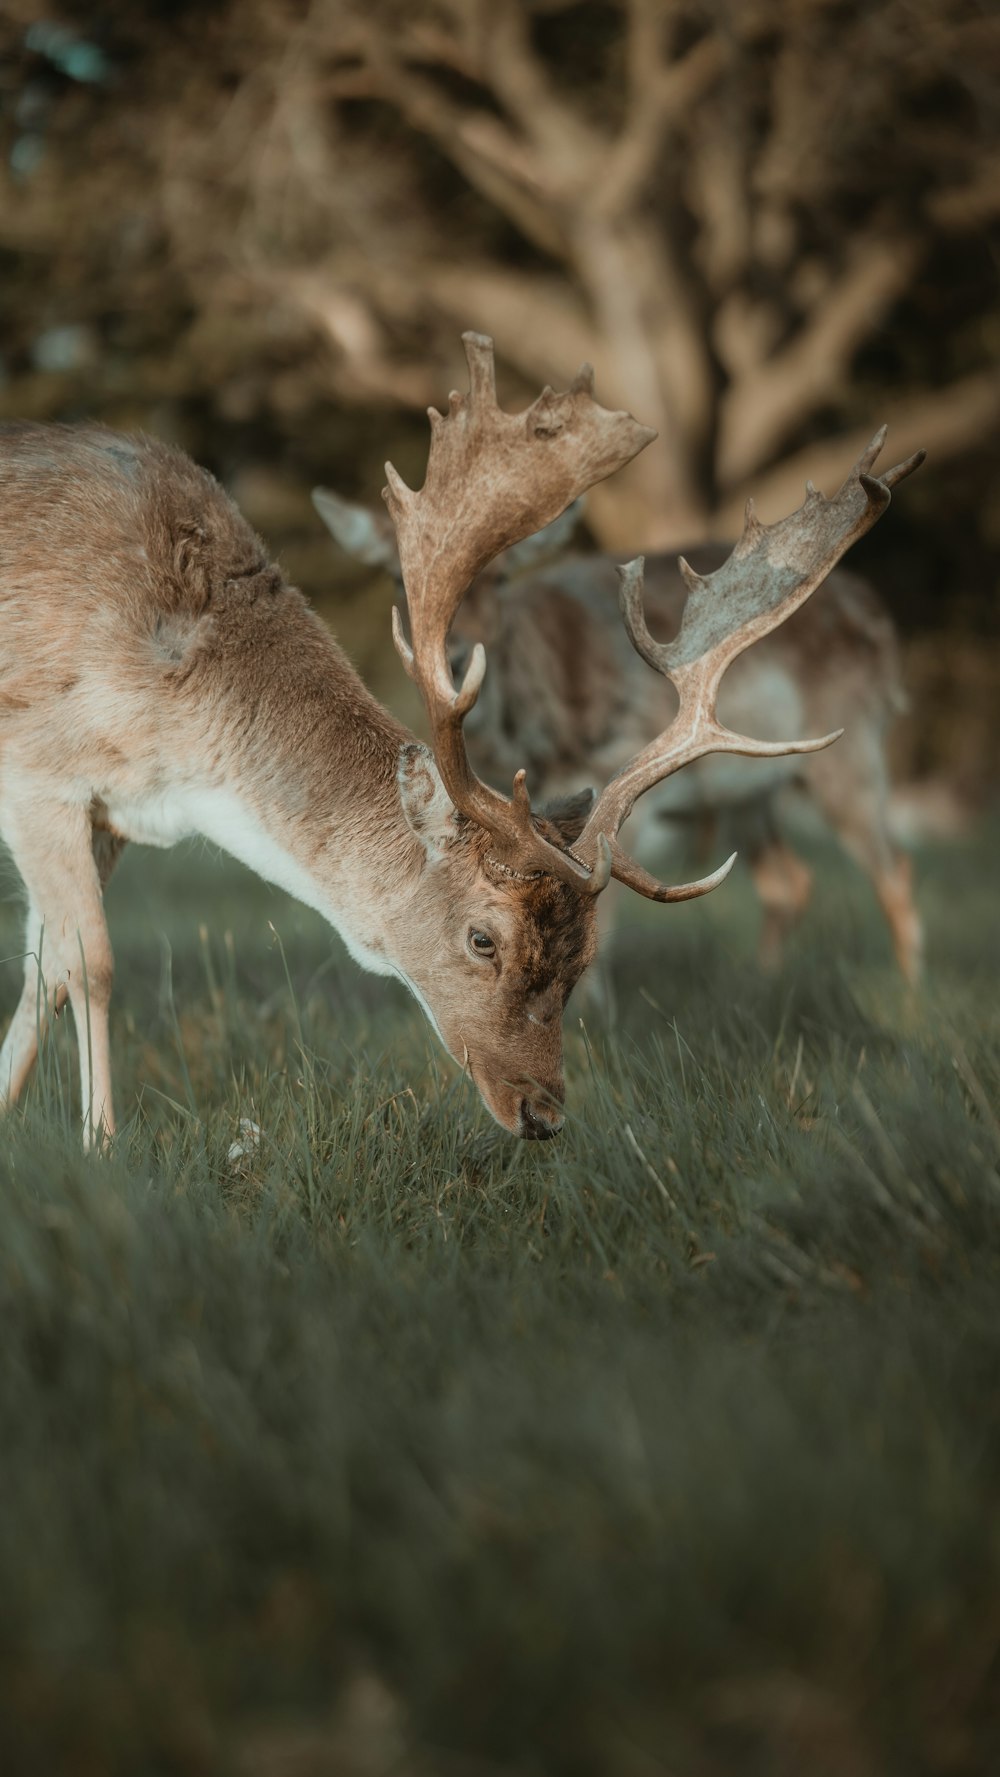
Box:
[359,336,922,1137]
[384,746,600,1137]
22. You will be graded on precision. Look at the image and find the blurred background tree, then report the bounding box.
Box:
[0,0,998,786]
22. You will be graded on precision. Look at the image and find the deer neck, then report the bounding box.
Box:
[175,616,433,981]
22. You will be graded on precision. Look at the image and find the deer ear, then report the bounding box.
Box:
[541,787,596,845]
[398,743,460,857]
[312,487,401,574]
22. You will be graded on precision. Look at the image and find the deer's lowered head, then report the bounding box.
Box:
[385,748,598,1136]
[358,336,922,1134]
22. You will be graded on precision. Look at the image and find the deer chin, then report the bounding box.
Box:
[387,969,564,1137]
[464,1053,565,1140]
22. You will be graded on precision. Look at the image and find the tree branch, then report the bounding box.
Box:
[929,158,1000,230]
[717,233,922,487]
[715,371,1000,533]
[484,0,600,181]
[594,9,726,217]
[338,23,568,254]
[257,274,441,407]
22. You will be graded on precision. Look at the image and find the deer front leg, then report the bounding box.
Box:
[0,895,56,1111]
[748,833,815,970]
[874,848,923,986]
[808,736,924,984]
[0,795,121,1147]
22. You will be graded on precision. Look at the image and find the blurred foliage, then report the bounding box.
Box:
[0,2,998,677]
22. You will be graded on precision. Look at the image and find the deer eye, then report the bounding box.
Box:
[467,928,496,960]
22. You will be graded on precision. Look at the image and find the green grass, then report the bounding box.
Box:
[1,826,999,1775]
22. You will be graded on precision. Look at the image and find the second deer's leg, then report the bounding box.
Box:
[0,797,122,1144]
[872,848,923,985]
[741,801,814,970]
[749,839,814,970]
[807,738,924,984]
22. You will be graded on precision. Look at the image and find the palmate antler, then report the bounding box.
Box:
[384,331,656,889]
[386,333,923,904]
[571,430,926,899]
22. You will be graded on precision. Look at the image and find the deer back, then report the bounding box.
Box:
[0,423,406,843]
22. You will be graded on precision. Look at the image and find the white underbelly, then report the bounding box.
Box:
[98,788,198,849]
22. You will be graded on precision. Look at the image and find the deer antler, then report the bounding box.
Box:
[573,430,926,899]
[384,331,656,888]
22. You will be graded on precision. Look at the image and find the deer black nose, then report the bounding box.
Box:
[519,1099,563,1140]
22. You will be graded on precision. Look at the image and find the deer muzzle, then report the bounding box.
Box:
[519,1098,564,1140]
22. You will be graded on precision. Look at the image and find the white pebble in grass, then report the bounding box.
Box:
[227,1119,263,1170]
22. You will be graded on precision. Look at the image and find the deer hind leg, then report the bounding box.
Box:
[0,798,125,1145]
[874,848,923,985]
[807,739,924,984]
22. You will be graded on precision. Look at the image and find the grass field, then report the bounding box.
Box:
[1,820,998,1776]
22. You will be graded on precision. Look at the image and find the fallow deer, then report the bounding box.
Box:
[316,497,923,981]
[0,333,921,1146]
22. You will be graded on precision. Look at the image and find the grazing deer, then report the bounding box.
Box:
[315,500,923,982]
[0,334,921,1146]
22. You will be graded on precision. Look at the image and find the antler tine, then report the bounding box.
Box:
[870,447,926,491]
[383,331,656,887]
[575,432,924,899]
[609,841,738,903]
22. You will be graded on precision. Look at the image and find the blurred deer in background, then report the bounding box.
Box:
[316,491,924,984]
[0,333,920,1146]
